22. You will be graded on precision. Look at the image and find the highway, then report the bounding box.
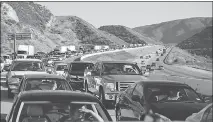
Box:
[1,45,212,122]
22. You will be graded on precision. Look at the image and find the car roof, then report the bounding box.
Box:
[13,59,42,62]
[98,60,135,64]
[138,80,189,86]
[18,90,100,102]
[24,73,64,79]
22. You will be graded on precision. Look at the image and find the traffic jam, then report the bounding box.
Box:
[0,44,212,122]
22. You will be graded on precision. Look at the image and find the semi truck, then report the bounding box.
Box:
[17,45,35,59]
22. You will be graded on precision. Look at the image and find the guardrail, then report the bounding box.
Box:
[80,46,152,61]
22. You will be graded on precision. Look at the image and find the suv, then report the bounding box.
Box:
[6,59,47,98]
[85,61,147,104]
[65,61,94,91]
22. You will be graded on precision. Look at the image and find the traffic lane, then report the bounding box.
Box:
[150,69,212,96]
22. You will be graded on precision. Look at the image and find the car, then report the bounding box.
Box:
[156,58,160,61]
[85,61,147,104]
[11,73,73,98]
[65,61,94,91]
[140,56,143,59]
[115,80,208,121]
[5,59,48,98]
[53,63,68,76]
[1,90,113,122]
[185,103,212,122]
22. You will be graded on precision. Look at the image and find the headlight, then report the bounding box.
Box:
[106,83,115,91]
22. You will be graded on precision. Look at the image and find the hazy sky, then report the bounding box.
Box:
[38,2,212,28]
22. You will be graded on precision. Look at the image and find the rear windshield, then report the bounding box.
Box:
[11,61,44,71]
[70,63,94,72]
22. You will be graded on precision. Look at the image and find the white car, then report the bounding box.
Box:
[54,63,68,77]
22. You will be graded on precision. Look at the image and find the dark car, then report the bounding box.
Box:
[115,80,208,121]
[11,73,73,97]
[156,58,160,61]
[65,61,94,91]
[1,90,112,122]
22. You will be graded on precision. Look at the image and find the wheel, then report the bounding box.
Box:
[99,88,105,104]
[8,89,14,98]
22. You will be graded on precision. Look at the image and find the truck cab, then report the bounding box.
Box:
[85,61,147,104]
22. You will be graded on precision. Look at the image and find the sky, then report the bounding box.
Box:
[37,2,212,28]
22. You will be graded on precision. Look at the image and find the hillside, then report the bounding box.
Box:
[176,26,212,59]
[99,25,160,44]
[1,2,129,54]
[133,17,212,44]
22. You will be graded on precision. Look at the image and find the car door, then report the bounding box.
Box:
[130,84,146,119]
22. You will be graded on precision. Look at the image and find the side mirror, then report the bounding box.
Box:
[132,95,140,102]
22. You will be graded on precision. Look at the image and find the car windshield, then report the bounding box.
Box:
[17,101,110,122]
[11,61,44,71]
[71,63,94,72]
[102,63,140,75]
[145,85,203,103]
[24,78,71,91]
[56,65,67,71]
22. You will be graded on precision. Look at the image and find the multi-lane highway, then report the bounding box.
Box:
[1,45,212,122]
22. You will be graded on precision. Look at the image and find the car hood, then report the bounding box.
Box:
[150,102,207,121]
[102,75,147,82]
[56,71,64,75]
[11,71,47,76]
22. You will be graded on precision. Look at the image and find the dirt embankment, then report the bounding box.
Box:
[165,47,212,71]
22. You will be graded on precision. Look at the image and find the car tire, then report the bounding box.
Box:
[99,88,105,104]
[8,89,14,98]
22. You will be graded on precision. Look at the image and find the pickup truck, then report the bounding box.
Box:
[85,61,147,104]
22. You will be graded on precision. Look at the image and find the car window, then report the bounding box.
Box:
[56,65,67,71]
[70,63,94,72]
[11,61,44,71]
[24,78,71,91]
[145,85,203,103]
[17,101,110,122]
[102,63,140,75]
